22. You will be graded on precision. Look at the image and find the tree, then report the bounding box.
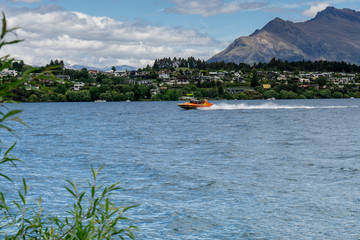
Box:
[66,90,91,101]
[12,60,24,72]
[207,88,218,98]
[316,76,327,86]
[319,89,332,98]
[303,90,316,99]
[55,84,68,95]
[235,92,249,100]
[28,93,38,102]
[111,89,122,101]
[133,84,150,101]
[165,89,180,101]
[125,91,135,101]
[218,85,224,96]
[250,70,260,88]
[89,86,100,100]
[264,90,279,99]
[193,90,203,99]
[332,91,343,98]
[152,59,159,71]
[102,78,113,86]
[279,90,296,99]
[99,91,113,101]
[74,68,90,81]
[222,91,233,100]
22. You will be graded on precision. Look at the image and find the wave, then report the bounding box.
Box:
[200,102,358,110]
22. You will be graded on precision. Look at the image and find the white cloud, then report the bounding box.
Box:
[2,6,220,68]
[302,2,330,17]
[166,0,268,17]
[12,0,42,3]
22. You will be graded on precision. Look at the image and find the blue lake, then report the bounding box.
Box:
[3,99,360,239]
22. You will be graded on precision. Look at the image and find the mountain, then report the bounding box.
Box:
[208,7,360,65]
[65,62,136,71]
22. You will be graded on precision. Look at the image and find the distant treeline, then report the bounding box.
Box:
[152,57,360,73]
[152,57,251,72]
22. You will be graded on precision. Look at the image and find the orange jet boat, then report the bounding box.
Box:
[177,99,214,109]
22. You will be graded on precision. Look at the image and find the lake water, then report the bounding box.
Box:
[3,99,360,239]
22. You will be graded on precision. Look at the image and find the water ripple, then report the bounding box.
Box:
[3,99,360,239]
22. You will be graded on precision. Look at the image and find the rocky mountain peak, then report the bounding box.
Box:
[208,7,360,65]
[261,17,296,34]
[313,6,360,22]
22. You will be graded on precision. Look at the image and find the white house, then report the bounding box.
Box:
[114,70,127,77]
[72,82,85,91]
[0,68,18,77]
[159,73,170,79]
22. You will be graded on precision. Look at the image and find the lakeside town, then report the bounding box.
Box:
[1,58,360,102]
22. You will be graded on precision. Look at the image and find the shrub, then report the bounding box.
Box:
[319,89,332,98]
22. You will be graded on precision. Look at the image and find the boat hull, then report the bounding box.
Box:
[177,100,213,109]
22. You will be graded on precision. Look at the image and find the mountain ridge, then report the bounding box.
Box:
[208,6,360,65]
[65,62,136,71]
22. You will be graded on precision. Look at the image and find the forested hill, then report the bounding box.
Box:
[152,57,360,73]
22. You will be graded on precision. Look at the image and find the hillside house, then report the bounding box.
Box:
[208,72,221,81]
[175,79,190,85]
[129,70,138,76]
[72,82,85,91]
[218,71,228,77]
[166,79,190,85]
[124,79,136,85]
[299,85,310,89]
[114,70,127,77]
[200,76,212,82]
[329,77,352,85]
[263,84,271,89]
[88,70,100,77]
[24,82,39,90]
[232,71,242,77]
[232,76,245,83]
[225,87,254,95]
[56,75,70,81]
[159,73,170,79]
[0,68,18,77]
[277,74,287,81]
[150,88,161,96]
[266,72,278,80]
[299,77,311,84]
[138,80,154,86]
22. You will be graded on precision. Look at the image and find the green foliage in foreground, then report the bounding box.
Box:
[0,166,138,240]
[0,12,137,239]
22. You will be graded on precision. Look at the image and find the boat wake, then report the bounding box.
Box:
[199,102,358,110]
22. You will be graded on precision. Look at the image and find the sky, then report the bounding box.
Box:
[1,0,360,69]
